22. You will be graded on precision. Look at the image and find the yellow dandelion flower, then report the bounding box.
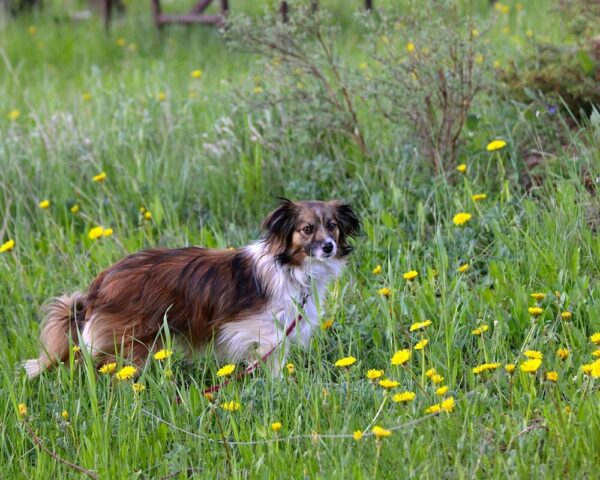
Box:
[253,86,263,95]
[410,320,432,331]
[436,386,449,396]
[372,425,392,438]
[505,364,516,374]
[431,373,444,384]
[524,350,543,360]
[92,172,107,183]
[530,292,546,301]
[546,371,558,382]
[452,212,472,226]
[441,396,455,412]
[144,211,152,221]
[561,311,572,320]
[115,365,137,380]
[204,392,215,402]
[406,42,415,53]
[378,287,391,297]
[458,263,469,273]
[471,193,487,202]
[425,404,441,414]
[353,430,363,441]
[471,28,479,37]
[132,383,146,393]
[366,369,384,380]
[70,204,80,214]
[414,339,428,350]
[591,360,600,378]
[82,92,92,102]
[321,319,334,330]
[557,348,569,360]
[39,199,50,209]
[102,228,113,237]
[472,325,489,335]
[493,60,501,69]
[590,332,600,345]
[18,403,27,417]
[390,349,411,366]
[592,349,600,358]
[486,140,507,152]
[359,62,368,71]
[372,264,382,275]
[153,349,173,361]
[378,379,400,389]
[271,422,282,432]
[286,363,295,374]
[425,368,437,379]
[520,358,542,373]
[472,362,501,374]
[475,54,484,65]
[191,69,203,79]
[28,25,37,35]
[456,163,467,173]
[335,356,357,368]
[157,92,166,102]
[8,109,21,121]
[216,364,236,377]
[61,410,69,420]
[99,362,117,374]
[403,270,418,280]
[528,306,543,317]
[221,401,241,412]
[72,346,80,353]
[392,391,416,403]
[0,239,15,253]
[116,37,126,47]
[88,226,104,240]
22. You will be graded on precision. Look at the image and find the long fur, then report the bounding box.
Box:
[23,200,360,378]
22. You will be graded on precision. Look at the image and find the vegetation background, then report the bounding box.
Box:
[1,0,599,478]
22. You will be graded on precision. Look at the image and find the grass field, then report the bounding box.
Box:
[1,0,600,478]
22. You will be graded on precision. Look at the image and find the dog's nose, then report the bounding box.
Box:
[322,242,334,254]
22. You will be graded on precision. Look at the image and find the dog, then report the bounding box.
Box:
[23,199,360,378]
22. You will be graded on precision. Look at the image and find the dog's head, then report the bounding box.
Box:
[262,199,361,266]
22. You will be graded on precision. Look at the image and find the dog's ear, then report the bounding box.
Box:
[262,198,297,251]
[332,201,361,257]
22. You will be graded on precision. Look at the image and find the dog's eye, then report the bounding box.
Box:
[302,225,314,235]
[327,222,337,231]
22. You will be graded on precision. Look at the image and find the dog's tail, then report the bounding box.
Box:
[23,292,86,379]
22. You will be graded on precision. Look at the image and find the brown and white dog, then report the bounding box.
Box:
[23,199,360,378]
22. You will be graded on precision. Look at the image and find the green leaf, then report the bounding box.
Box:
[577,50,595,76]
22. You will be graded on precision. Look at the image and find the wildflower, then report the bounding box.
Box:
[204,393,214,402]
[157,92,166,102]
[335,356,357,368]
[493,60,501,69]
[321,319,334,330]
[372,264,382,275]
[99,362,117,374]
[406,42,415,53]
[561,311,572,320]
[221,401,241,412]
[546,371,558,383]
[88,226,105,240]
[591,332,600,345]
[286,363,295,374]
[436,386,449,396]
[441,397,455,412]
[92,172,107,183]
[528,307,543,317]
[372,425,392,438]
[530,292,546,301]
[524,350,543,360]
[216,364,236,377]
[103,228,113,237]
[457,264,469,273]
[414,339,428,350]
[116,37,126,47]
[425,404,441,414]
[132,383,146,393]
[390,349,411,366]
[359,62,368,71]
[153,349,173,361]
[366,369,384,380]
[403,270,418,281]
[18,403,27,418]
[28,25,37,35]
[39,200,50,209]
[378,287,391,297]
[430,374,444,384]
[471,193,487,202]
[353,430,363,441]
[472,325,489,336]
[392,391,416,403]
[378,379,400,389]
[271,422,282,432]
[593,349,600,358]
[557,348,569,360]
[72,346,80,353]
[425,368,436,379]
[191,69,203,79]
[70,204,80,214]
[525,30,533,38]
[486,140,507,152]
[591,360,600,378]
[115,365,137,380]
[471,28,479,37]
[0,239,15,253]
[520,358,542,373]
[61,410,69,420]
[472,363,501,374]
[452,212,472,226]
[456,163,467,173]
[410,320,432,331]
[475,54,484,65]
[82,92,92,102]
[144,211,152,221]
[8,109,21,121]
[253,86,263,94]
[505,364,516,374]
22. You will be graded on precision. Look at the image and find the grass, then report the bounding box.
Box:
[1,0,600,478]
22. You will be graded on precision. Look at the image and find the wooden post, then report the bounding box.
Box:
[279,1,288,22]
[102,0,113,31]
[151,0,162,28]
[220,0,229,16]
[311,0,319,13]
[365,0,373,10]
